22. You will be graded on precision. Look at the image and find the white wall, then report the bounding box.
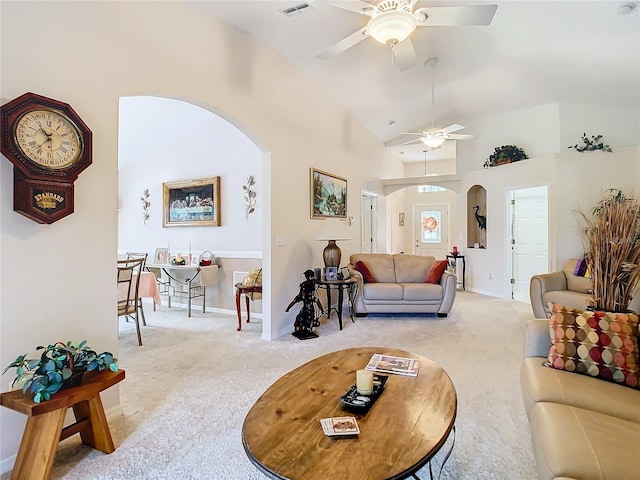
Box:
[0,1,400,470]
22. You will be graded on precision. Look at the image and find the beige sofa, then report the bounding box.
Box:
[521,318,640,479]
[348,253,456,317]
[529,259,593,318]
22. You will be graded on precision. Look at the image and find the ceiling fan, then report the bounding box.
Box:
[317,0,498,71]
[393,57,475,149]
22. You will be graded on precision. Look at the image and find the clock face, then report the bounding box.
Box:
[14,109,82,170]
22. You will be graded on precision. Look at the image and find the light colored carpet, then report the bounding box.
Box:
[16,291,538,479]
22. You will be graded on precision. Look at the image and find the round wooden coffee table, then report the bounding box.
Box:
[242,347,457,480]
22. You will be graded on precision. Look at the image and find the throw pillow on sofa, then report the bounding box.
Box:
[425,260,448,284]
[546,302,640,389]
[354,260,376,283]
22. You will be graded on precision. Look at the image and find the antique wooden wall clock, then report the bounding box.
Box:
[1,92,92,223]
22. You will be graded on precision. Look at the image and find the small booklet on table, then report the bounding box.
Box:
[320,417,360,437]
[365,354,420,377]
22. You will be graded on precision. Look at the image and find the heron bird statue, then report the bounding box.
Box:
[473,206,487,248]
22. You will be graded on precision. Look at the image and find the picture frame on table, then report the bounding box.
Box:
[310,168,347,219]
[154,248,169,264]
[339,266,351,280]
[325,266,338,281]
[163,176,221,227]
[190,255,200,267]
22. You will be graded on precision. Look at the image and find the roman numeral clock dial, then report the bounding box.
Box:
[15,109,82,169]
[1,92,92,224]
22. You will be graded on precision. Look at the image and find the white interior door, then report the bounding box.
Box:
[413,204,449,259]
[510,186,549,303]
[361,192,376,253]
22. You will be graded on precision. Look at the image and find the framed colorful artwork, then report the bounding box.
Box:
[163,177,221,227]
[310,168,347,219]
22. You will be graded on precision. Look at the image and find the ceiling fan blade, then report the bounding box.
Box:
[316,26,369,60]
[447,133,476,140]
[392,38,416,72]
[442,124,465,134]
[319,0,374,15]
[396,138,423,147]
[415,5,498,26]
[385,136,423,147]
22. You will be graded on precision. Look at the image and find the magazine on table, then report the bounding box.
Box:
[365,354,420,377]
[320,417,360,437]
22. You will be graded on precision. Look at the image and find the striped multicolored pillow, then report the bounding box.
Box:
[547,302,640,389]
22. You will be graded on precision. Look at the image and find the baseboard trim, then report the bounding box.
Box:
[152,301,263,320]
[1,453,16,476]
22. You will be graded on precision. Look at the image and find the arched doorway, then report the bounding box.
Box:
[117,95,268,336]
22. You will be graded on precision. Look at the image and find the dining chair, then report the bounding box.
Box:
[117,257,145,346]
[126,251,149,323]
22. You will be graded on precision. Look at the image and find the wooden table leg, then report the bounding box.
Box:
[236,287,242,331]
[11,408,66,480]
[337,285,344,330]
[71,395,115,453]
[245,294,251,324]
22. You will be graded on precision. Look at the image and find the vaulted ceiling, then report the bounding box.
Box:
[190,1,640,162]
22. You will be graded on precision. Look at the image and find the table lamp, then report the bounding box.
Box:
[313,219,352,268]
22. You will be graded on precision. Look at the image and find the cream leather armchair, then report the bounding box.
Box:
[529,259,592,318]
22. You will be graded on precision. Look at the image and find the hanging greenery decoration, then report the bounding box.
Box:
[568,133,612,152]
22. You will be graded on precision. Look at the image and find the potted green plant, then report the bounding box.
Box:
[568,133,612,152]
[576,189,640,312]
[3,341,118,403]
[483,144,528,168]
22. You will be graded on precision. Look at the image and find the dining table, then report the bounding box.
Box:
[117,271,162,306]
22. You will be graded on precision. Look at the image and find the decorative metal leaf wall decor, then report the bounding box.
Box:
[243,176,256,220]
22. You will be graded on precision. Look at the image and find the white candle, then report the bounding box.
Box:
[356,369,373,395]
[168,241,171,254]
[189,241,192,255]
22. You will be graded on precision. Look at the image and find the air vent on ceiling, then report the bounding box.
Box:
[279,3,313,16]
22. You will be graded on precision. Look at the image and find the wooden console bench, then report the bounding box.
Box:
[0,369,125,480]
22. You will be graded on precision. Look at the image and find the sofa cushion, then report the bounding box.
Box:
[354,260,376,283]
[542,290,593,313]
[562,259,592,293]
[350,254,396,283]
[392,254,434,283]
[362,283,403,301]
[425,260,448,284]
[530,402,640,480]
[401,283,443,301]
[573,257,587,276]
[521,357,640,423]
[547,303,640,389]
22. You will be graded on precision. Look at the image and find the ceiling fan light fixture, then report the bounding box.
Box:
[368,10,417,45]
[421,135,446,149]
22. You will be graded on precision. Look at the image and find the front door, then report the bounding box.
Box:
[413,204,449,259]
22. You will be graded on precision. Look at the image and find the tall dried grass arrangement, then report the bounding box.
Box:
[577,189,640,312]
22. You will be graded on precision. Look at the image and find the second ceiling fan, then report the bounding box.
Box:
[391,57,476,149]
[317,0,497,71]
